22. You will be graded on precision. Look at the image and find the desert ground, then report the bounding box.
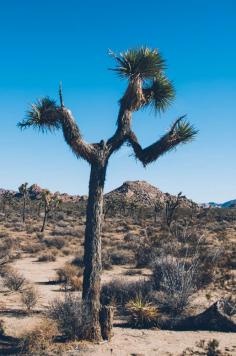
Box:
[0,181,235,355]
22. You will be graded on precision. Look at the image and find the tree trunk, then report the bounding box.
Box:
[100,306,114,340]
[41,208,47,232]
[22,196,26,223]
[82,162,106,341]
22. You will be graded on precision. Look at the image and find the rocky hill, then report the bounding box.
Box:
[105,180,197,208]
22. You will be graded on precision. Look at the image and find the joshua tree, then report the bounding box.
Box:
[18,47,197,341]
[40,190,61,232]
[165,192,183,227]
[1,191,13,217]
[18,182,28,223]
[154,199,165,223]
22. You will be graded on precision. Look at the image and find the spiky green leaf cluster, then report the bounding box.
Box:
[18,97,61,132]
[144,74,175,112]
[110,47,165,80]
[173,119,198,144]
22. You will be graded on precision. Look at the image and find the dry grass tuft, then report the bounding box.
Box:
[20,318,58,355]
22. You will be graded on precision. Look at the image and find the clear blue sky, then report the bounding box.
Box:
[0,0,235,203]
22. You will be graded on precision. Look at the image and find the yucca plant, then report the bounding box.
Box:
[40,190,61,232]
[126,296,159,327]
[18,47,197,341]
[18,182,29,223]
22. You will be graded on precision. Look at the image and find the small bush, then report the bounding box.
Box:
[109,249,134,265]
[71,254,84,268]
[152,255,199,315]
[135,245,153,268]
[38,253,56,262]
[56,264,83,291]
[44,237,65,249]
[3,268,25,291]
[126,296,159,328]
[48,293,82,340]
[20,318,58,355]
[102,249,112,270]
[101,278,153,309]
[24,243,42,254]
[21,286,39,311]
[222,296,236,317]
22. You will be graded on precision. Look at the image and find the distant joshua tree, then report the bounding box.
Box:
[18,182,28,223]
[165,192,183,227]
[40,190,61,232]
[18,47,197,341]
[1,191,13,216]
[154,199,165,223]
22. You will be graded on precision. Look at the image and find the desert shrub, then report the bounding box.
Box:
[24,243,42,254]
[0,231,9,238]
[20,318,58,355]
[0,237,14,251]
[71,254,84,268]
[196,247,221,288]
[102,249,112,270]
[197,339,224,356]
[124,233,140,243]
[109,248,134,265]
[57,221,68,228]
[0,320,5,335]
[152,255,199,315]
[135,245,153,268]
[36,232,44,240]
[26,225,38,234]
[101,278,153,310]
[126,296,159,328]
[181,339,227,356]
[3,268,25,291]
[44,237,65,249]
[222,296,236,317]
[51,227,81,238]
[48,293,82,340]
[21,286,39,311]
[62,247,71,256]
[56,264,83,291]
[38,253,56,262]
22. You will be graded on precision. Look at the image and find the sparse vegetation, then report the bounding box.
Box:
[48,293,82,340]
[21,285,39,311]
[126,296,159,327]
[20,318,58,355]
[3,267,25,292]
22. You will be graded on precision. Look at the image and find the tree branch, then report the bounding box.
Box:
[59,108,96,163]
[106,79,144,157]
[18,96,96,164]
[127,116,197,166]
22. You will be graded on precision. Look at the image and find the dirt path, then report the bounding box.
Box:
[72,329,236,355]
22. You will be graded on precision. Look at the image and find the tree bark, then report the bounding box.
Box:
[100,306,114,340]
[82,162,107,341]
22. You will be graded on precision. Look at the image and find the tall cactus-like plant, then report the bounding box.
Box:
[18,182,28,223]
[40,190,61,232]
[18,47,197,341]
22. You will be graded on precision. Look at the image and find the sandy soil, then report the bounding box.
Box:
[76,329,236,356]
